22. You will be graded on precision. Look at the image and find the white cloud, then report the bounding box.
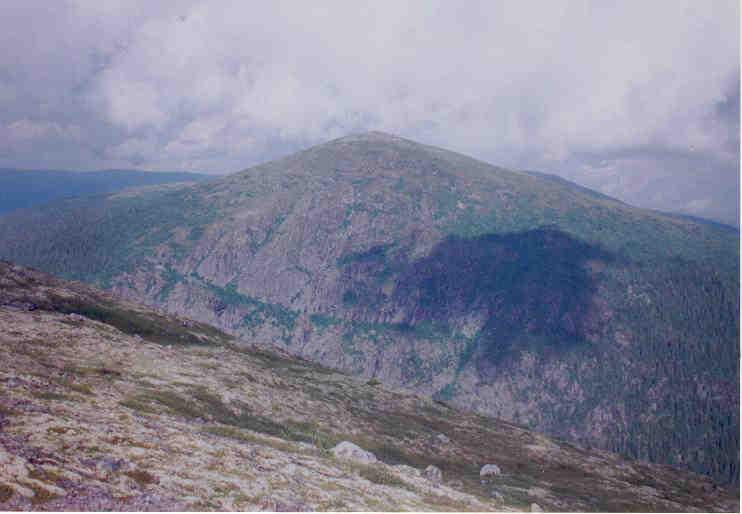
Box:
[0,119,82,152]
[62,1,736,164]
[0,0,737,223]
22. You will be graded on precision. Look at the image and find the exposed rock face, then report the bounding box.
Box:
[0,132,738,484]
[331,442,377,464]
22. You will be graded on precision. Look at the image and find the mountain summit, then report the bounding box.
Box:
[0,133,738,484]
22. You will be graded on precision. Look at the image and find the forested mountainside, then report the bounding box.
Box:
[0,132,737,484]
[0,261,738,511]
[0,168,210,215]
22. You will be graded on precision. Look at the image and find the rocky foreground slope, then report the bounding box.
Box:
[0,132,738,484]
[0,261,738,511]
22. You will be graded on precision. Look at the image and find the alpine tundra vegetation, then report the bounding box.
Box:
[0,261,738,511]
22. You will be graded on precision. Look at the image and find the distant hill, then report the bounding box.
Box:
[0,168,213,214]
[523,169,739,230]
[0,132,738,485]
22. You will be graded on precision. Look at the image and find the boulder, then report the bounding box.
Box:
[393,464,420,477]
[97,457,127,473]
[330,441,377,464]
[67,313,86,323]
[530,502,543,512]
[435,433,451,444]
[480,464,501,477]
[423,464,442,484]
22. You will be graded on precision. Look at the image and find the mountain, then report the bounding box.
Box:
[0,260,738,511]
[0,168,212,215]
[0,131,738,485]
[522,169,740,230]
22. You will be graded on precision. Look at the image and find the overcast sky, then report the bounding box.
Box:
[0,1,738,224]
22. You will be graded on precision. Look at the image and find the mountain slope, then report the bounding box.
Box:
[0,261,738,511]
[0,131,738,484]
[0,168,211,215]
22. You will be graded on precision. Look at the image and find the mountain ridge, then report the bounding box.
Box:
[0,133,738,485]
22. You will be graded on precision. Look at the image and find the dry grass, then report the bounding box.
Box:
[28,486,58,505]
[125,469,158,486]
[0,484,14,503]
[355,464,412,491]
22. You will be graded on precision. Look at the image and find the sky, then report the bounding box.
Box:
[0,1,739,225]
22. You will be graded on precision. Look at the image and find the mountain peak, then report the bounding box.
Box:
[332,130,406,144]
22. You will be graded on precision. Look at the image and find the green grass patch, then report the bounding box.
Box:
[356,464,412,490]
[48,293,219,346]
[204,424,298,454]
[310,313,342,331]
[31,391,75,402]
[203,281,298,337]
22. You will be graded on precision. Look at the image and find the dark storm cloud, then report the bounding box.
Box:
[0,0,738,224]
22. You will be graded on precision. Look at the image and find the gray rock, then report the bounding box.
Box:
[480,464,502,477]
[330,441,377,464]
[97,457,127,473]
[393,464,420,477]
[491,490,504,502]
[448,479,463,488]
[530,502,543,512]
[435,433,451,444]
[423,464,442,484]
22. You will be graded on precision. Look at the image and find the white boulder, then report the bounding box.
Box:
[480,464,502,477]
[330,441,377,464]
[423,464,442,484]
[436,433,451,444]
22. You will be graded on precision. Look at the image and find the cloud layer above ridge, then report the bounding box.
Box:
[0,0,738,223]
